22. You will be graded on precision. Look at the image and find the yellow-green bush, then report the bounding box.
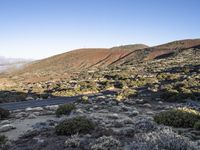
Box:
[154,108,200,128]
[81,96,89,103]
[56,116,95,136]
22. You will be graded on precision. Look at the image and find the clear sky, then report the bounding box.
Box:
[0,0,199,59]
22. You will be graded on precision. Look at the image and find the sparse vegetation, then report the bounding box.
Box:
[116,88,137,101]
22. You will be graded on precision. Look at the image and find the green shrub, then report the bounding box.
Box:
[0,135,7,146]
[0,108,10,120]
[81,96,89,103]
[154,108,200,128]
[194,121,200,130]
[56,104,75,116]
[56,116,95,136]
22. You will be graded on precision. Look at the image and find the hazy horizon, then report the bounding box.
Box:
[0,0,200,59]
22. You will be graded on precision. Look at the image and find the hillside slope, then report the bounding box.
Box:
[13,44,148,82]
[111,39,200,65]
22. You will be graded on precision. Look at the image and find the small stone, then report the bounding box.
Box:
[100,101,106,105]
[0,124,16,132]
[155,98,161,101]
[25,107,33,111]
[89,108,94,111]
[25,96,34,101]
[136,99,146,104]
[93,105,99,109]
[28,114,37,119]
[158,101,163,104]
[33,112,41,116]
[76,109,84,114]
[143,103,152,108]
[108,113,119,119]
[130,110,139,116]
[146,111,154,115]
[33,137,45,144]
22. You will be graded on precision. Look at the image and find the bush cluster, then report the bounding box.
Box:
[56,104,75,116]
[56,116,95,136]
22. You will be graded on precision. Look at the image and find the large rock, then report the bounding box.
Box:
[0,124,16,132]
[0,120,11,125]
[45,105,59,111]
[15,112,29,119]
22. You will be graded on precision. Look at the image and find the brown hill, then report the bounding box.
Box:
[8,39,200,83]
[14,44,148,82]
[112,39,200,65]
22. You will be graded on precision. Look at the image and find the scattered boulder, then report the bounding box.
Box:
[28,114,37,119]
[45,105,59,111]
[15,112,28,119]
[0,124,16,132]
[25,107,44,112]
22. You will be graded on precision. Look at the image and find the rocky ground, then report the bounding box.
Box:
[1,93,200,150]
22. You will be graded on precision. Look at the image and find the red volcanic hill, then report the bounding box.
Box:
[13,44,148,82]
[112,39,200,65]
[9,39,200,82]
[22,44,148,72]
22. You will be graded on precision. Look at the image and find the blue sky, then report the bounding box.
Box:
[0,0,199,59]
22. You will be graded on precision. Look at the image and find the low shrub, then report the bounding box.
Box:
[65,134,80,148]
[56,116,95,136]
[81,96,89,103]
[0,108,10,120]
[154,108,200,128]
[0,135,7,146]
[194,121,200,130]
[130,128,198,150]
[91,136,121,150]
[56,104,75,116]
